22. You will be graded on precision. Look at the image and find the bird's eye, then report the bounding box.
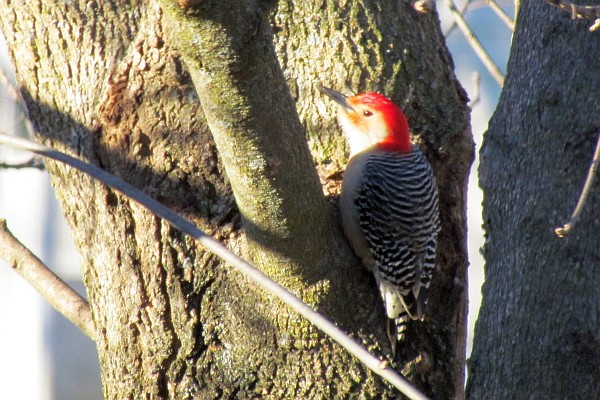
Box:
[363,110,373,117]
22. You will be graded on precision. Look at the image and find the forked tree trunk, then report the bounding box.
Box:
[0,1,472,398]
[468,1,600,398]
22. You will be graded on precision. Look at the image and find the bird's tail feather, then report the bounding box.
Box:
[386,311,409,356]
[397,290,423,320]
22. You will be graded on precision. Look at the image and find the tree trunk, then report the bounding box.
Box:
[0,0,472,398]
[468,1,600,398]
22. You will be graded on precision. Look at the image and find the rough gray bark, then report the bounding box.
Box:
[468,0,600,398]
[0,0,472,398]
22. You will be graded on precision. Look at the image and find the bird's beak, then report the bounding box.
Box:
[320,86,355,113]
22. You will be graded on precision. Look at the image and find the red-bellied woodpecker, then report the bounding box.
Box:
[321,87,440,354]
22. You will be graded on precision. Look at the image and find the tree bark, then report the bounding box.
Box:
[468,0,600,398]
[0,0,472,398]
[272,4,474,395]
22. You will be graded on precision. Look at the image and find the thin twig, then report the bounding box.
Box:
[0,68,44,171]
[0,155,45,170]
[543,0,600,19]
[0,132,430,400]
[0,219,95,339]
[0,69,20,103]
[487,0,515,29]
[0,68,36,139]
[468,71,482,108]
[444,0,506,86]
[444,0,473,36]
[555,130,600,237]
[543,0,600,31]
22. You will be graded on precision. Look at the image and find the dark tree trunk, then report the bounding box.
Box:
[0,0,472,398]
[468,0,600,398]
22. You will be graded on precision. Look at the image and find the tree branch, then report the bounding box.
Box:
[543,0,600,18]
[468,71,482,108]
[157,1,345,282]
[0,132,430,400]
[543,0,600,31]
[444,0,506,86]
[0,219,95,339]
[488,0,515,29]
[555,130,600,237]
[443,0,472,36]
[0,156,44,170]
[0,68,36,139]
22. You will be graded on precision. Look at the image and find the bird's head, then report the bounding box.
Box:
[321,87,411,157]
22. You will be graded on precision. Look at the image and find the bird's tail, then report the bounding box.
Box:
[386,312,409,356]
[397,289,424,321]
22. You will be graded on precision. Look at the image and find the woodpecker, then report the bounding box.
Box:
[321,87,440,354]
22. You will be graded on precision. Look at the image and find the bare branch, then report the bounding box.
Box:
[543,0,600,30]
[0,132,430,400]
[444,0,473,36]
[0,68,45,171]
[468,71,482,108]
[555,130,600,237]
[543,0,600,19]
[0,219,95,340]
[443,0,506,86]
[0,156,44,170]
[0,69,20,104]
[488,0,515,29]
[0,68,36,139]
